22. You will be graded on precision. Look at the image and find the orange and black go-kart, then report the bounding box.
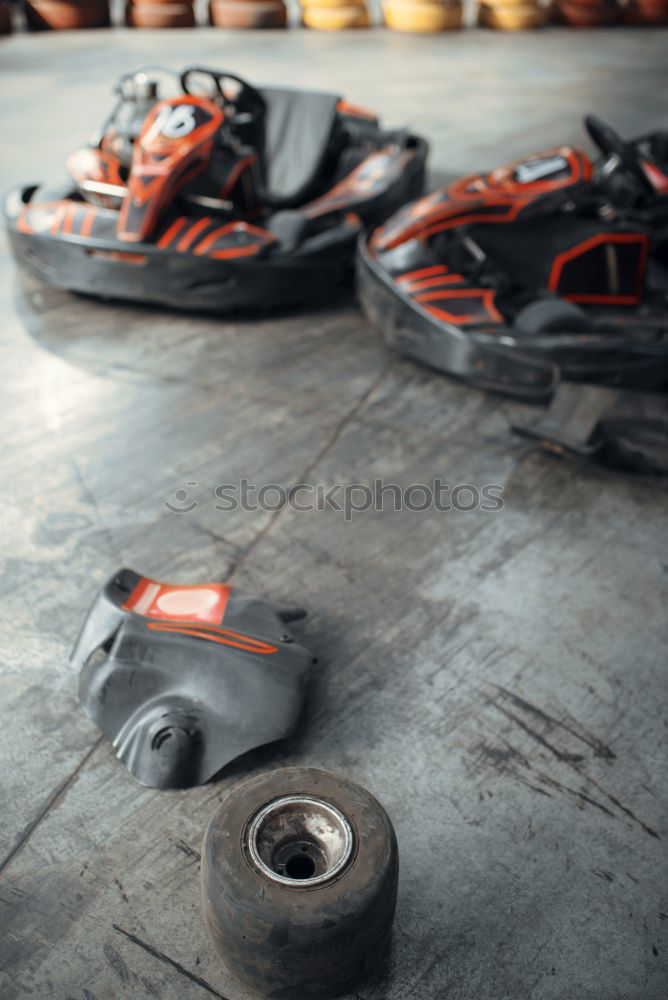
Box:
[357,115,668,404]
[5,66,427,312]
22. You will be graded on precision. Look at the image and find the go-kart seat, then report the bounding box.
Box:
[259,87,343,208]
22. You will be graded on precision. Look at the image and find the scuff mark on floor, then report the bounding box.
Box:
[468,687,660,839]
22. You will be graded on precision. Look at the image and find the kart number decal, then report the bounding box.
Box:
[153,104,198,140]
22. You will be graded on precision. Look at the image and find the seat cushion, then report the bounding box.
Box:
[260,87,342,205]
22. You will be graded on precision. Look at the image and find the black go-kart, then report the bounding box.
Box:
[358,115,668,403]
[5,66,427,313]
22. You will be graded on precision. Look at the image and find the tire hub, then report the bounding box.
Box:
[247,794,354,887]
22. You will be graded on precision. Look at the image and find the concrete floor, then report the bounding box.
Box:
[1,23,667,1000]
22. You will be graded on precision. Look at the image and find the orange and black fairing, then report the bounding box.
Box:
[372,147,593,252]
[119,573,278,653]
[394,265,503,327]
[117,95,224,243]
[357,118,668,400]
[303,146,417,221]
[14,194,276,261]
[71,568,314,789]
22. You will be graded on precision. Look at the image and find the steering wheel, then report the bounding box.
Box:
[585,114,655,196]
[180,67,265,127]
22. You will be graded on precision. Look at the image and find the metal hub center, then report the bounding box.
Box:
[247,794,354,887]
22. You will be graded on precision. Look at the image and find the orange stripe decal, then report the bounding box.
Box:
[208,245,261,260]
[193,222,238,255]
[176,216,211,252]
[397,265,449,283]
[337,99,377,120]
[17,211,33,235]
[157,216,188,249]
[415,288,488,303]
[150,621,273,647]
[424,305,482,326]
[146,621,278,654]
[50,204,67,235]
[195,221,273,256]
[62,204,76,235]
[88,250,148,265]
[403,274,465,291]
[420,288,503,324]
[80,207,97,238]
[418,203,525,242]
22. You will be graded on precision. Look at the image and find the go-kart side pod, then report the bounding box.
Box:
[71,568,315,789]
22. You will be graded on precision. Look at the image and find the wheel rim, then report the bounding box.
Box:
[246,794,354,887]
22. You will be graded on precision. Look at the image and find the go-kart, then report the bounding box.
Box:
[5,66,427,312]
[358,115,668,402]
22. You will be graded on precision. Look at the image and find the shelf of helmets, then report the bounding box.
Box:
[13,0,290,29]
[3,0,666,36]
[376,0,666,30]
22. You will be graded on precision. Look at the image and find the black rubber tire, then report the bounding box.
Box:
[514,297,594,336]
[201,767,398,999]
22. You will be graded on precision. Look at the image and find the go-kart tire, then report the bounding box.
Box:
[383,0,462,30]
[0,1,12,32]
[209,0,287,26]
[478,1,546,27]
[125,1,196,23]
[514,297,594,336]
[201,767,399,999]
[24,0,110,29]
[302,2,370,26]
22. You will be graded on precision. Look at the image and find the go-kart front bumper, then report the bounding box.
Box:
[5,184,360,313]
